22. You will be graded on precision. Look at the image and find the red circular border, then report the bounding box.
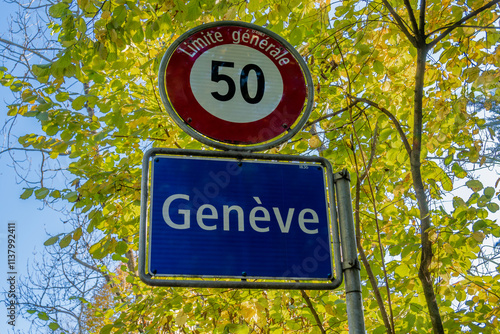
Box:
[164,25,307,144]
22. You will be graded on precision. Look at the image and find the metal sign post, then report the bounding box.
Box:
[335,171,366,334]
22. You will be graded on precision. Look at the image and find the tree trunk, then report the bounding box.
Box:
[411,46,445,334]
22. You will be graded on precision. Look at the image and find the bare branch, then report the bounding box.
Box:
[428,0,500,48]
[0,147,70,156]
[300,290,326,334]
[304,104,354,128]
[0,37,53,62]
[72,253,112,283]
[352,96,412,156]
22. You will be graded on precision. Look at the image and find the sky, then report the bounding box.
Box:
[0,75,67,332]
[0,2,68,333]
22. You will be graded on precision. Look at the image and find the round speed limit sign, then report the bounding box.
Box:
[158,21,313,151]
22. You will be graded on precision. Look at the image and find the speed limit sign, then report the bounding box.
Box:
[158,21,314,151]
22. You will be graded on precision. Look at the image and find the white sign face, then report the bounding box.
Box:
[190,44,284,123]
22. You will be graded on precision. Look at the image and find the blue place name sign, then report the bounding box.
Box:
[148,155,334,280]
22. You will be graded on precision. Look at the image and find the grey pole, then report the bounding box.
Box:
[334,170,366,334]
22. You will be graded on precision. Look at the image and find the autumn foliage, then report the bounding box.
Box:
[2,0,500,333]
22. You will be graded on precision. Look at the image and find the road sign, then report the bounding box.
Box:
[158,21,314,151]
[140,149,341,288]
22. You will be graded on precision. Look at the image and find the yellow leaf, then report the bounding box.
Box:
[101,11,111,19]
[240,301,256,322]
[77,0,88,9]
[393,184,405,197]
[382,81,391,92]
[110,29,118,43]
[175,311,188,327]
[443,243,454,254]
[308,136,322,149]
[472,231,485,243]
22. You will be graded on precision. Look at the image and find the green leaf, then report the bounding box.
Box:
[440,173,453,192]
[32,64,51,78]
[36,112,49,121]
[289,28,303,45]
[50,190,61,199]
[45,124,59,136]
[132,28,144,44]
[395,263,409,277]
[72,95,87,110]
[49,2,69,18]
[463,67,480,83]
[487,202,499,213]
[20,188,34,199]
[73,227,83,241]
[115,240,128,255]
[48,322,60,330]
[38,312,49,321]
[59,234,72,248]
[373,60,384,75]
[484,187,495,199]
[77,17,87,34]
[63,191,79,202]
[35,187,50,199]
[55,91,70,102]
[100,324,114,334]
[444,155,453,166]
[466,180,483,192]
[452,163,467,178]
[453,196,467,208]
[89,238,111,259]
[44,235,60,246]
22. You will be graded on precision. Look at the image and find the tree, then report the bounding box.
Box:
[2,0,500,333]
[15,214,113,333]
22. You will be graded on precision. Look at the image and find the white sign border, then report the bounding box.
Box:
[158,21,314,152]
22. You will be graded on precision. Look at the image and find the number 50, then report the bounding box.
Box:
[211,61,265,104]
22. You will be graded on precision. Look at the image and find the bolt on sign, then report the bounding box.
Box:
[158,21,314,151]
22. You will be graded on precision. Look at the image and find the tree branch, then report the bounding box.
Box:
[428,22,500,37]
[0,37,53,62]
[411,45,445,334]
[427,0,500,48]
[419,0,426,37]
[71,253,112,283]
[360,122,378,181]
[304,103,355,128]
[299,290,326,334]
[353,123,395,334]
[381,0,418,46]
[352,96,412,156]
[403,0,420,37]
[0,147,69,156]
